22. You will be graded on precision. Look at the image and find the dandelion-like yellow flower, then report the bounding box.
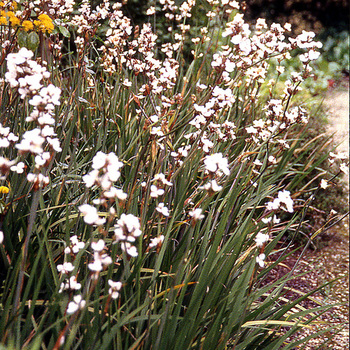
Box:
[0,15,7,25]
[34,13,54,33]
[22,19,33,31]
[7,11,20,26]
[0,186,9,194]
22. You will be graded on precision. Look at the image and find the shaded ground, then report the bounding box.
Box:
[289,219,349,349]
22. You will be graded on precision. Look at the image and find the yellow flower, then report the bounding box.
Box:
[34,13,54,33]
[22,19,33,31]
[0,15,7,25]
[6,10,19,26]
[0,2,5,7]
[9,15,20,26]
[0,186,9,194]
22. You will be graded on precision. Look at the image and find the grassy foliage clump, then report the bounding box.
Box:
[0,1,348,349]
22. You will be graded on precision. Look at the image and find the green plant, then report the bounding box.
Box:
[0,1,347,349]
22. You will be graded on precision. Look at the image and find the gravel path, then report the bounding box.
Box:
[283,80,349,349]
[324,80,349,188]
[303,80,349,349]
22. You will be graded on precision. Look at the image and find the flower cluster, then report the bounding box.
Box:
[83,151,125,200]
[114,214,142,257]
[266,190,294,213]
[33,13,54,33]
[5,47,61,189]
[58,233,122,314]
[2,48,61,189]
[0,1,55,35]
[200,153,230,194]
[79,151,125,225]
[254,189,295,269]
[0,0,20,27]
[80,150,143,259]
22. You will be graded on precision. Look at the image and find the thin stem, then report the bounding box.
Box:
[12,189,41,317]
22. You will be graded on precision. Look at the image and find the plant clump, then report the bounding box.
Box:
[0,0,348,349]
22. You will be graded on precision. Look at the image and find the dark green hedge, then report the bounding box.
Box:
[244,0,349,34]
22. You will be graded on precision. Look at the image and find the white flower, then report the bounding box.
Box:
[0,230,3,244]
[34,152,50,167]
[268,156,277,164]
[146,6,156,15]
[156,203,170,216]
[277,190,294,213]
[57,262,74,274]
[66,295,86,315]
[340,163,349,175]
[122,79,132,87]
[10,162,25,174]
[91,239,105,252]
[114,214,142,243]
[266,199,279,211]
[150,185,164,198]
[103,187,127,200]
[189,208,205,221]
[46,137,62,152]
[88,251,112,272]
[120,242,138,257]
[255,232,269,247]
[266,190,294,213]
[27,173,50,187]
[83,170,99,188]
[92,151,107,170]
[90,151,123,184]
[88,258,103,272]
[65,235,85,254]
[79,204,106,226]
[108,280,122,299]
[149,235,164,249]
[153,173,173,186]
[151,127,164,137]
[0,157,15,172]
[0,138,9,148]
[204,153,230,176]
[256,253,266,268]
[203,179,223,193]
[16,129,45,154]
[59,276,81,293]
[320,179,328,189]
[262,215,280,225]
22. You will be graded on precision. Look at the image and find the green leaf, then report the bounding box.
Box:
[58,25,70,38]
[27,31,40,51]
[17,30,28,48]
